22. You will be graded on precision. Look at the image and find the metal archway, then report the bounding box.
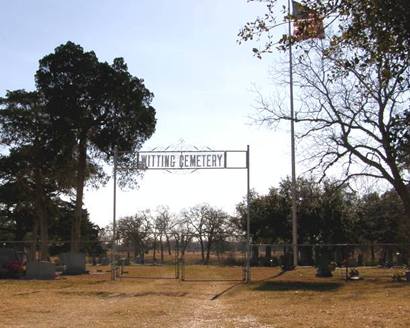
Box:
[111,145,251,282]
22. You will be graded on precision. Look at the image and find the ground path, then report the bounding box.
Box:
[0,272,270,328]
[2,266,410,327]
[173,281,269,328]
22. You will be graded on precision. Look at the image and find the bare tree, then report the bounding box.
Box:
[117,210,151,263]
[183,205,207,262]
[154,205,175,262]
[202,206,228,264]
[254,40,410,218]
[171,215,194,258]
[184,204,229,264]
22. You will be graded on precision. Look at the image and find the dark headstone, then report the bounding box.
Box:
[0,248,21,277]
[26,261,56,280]
[59,252,86,274]
[316,251,333,277]
[0,248,19,267]
[265,246,272,259]
[251,246,259,265]
[100,257,110,265]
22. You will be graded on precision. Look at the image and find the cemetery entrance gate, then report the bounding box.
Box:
[111,146,251,282]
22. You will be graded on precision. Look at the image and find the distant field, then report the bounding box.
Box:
[1,266,410,327]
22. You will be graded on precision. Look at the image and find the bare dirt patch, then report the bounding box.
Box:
[1,266,409,327]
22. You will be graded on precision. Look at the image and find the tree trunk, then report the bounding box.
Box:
[205,239,213,265]
[180,238,187,257]
[134,244,138,260]
[39,210,48,261]
[160,236,164,263]
[29,219,39,262]
[34,170,48,261]
[199,238,205,263]
[127,241,130,262]
[153,234,157,261]
[371,242,375,264]
[140,246,145,264]
[166,234,172,255]
[393,181,410,220]
[71,137,87,253]
[299,246,313,266]
[381,132,410,220]
[15,216,26,243]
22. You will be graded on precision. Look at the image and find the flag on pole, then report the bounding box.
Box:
[292,1,324,40]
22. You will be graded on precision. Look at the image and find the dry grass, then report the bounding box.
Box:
[1,265,410,327]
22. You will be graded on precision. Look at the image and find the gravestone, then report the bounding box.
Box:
[316,251,333,277]
[100,257,110,265]
[59,252,86,274]
[26,261,56,280]
[265,246,272,259]
[0,248,19,266]
[251,246,259,265]
[0,248,20,277]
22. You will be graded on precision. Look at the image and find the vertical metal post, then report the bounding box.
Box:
[175,239,180,280]
[246,145,251,282]
[111,146,118,280]
[180,258,185,282]
[288,0,298,268]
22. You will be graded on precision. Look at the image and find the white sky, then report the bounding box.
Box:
[0,0,296,227]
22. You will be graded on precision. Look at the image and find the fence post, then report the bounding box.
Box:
[244,239,251,283]
[180,258,185,281]
[175,241,180,280]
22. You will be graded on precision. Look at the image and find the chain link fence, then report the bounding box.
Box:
[1,240,409,282]
[178,238,247,281]
[248,243,410,281]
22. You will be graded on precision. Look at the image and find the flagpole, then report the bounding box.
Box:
[288,0,298,268]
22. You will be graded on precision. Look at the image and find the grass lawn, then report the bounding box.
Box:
[1,265,409,327]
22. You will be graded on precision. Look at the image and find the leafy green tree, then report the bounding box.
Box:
[235,189,289,244]
[240,0,410,61]
[0,152,35,242]
[295,179,357,244]
[0,154,102,258]
[1,42,156,254]
[391,110,410,170]
[0,91,75,259]
[47,200,103,256]
[358,190,407,244]
[34,42,156,251]
[322,0,410,63]
[356,190,408,265]
[236,178,358,246]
